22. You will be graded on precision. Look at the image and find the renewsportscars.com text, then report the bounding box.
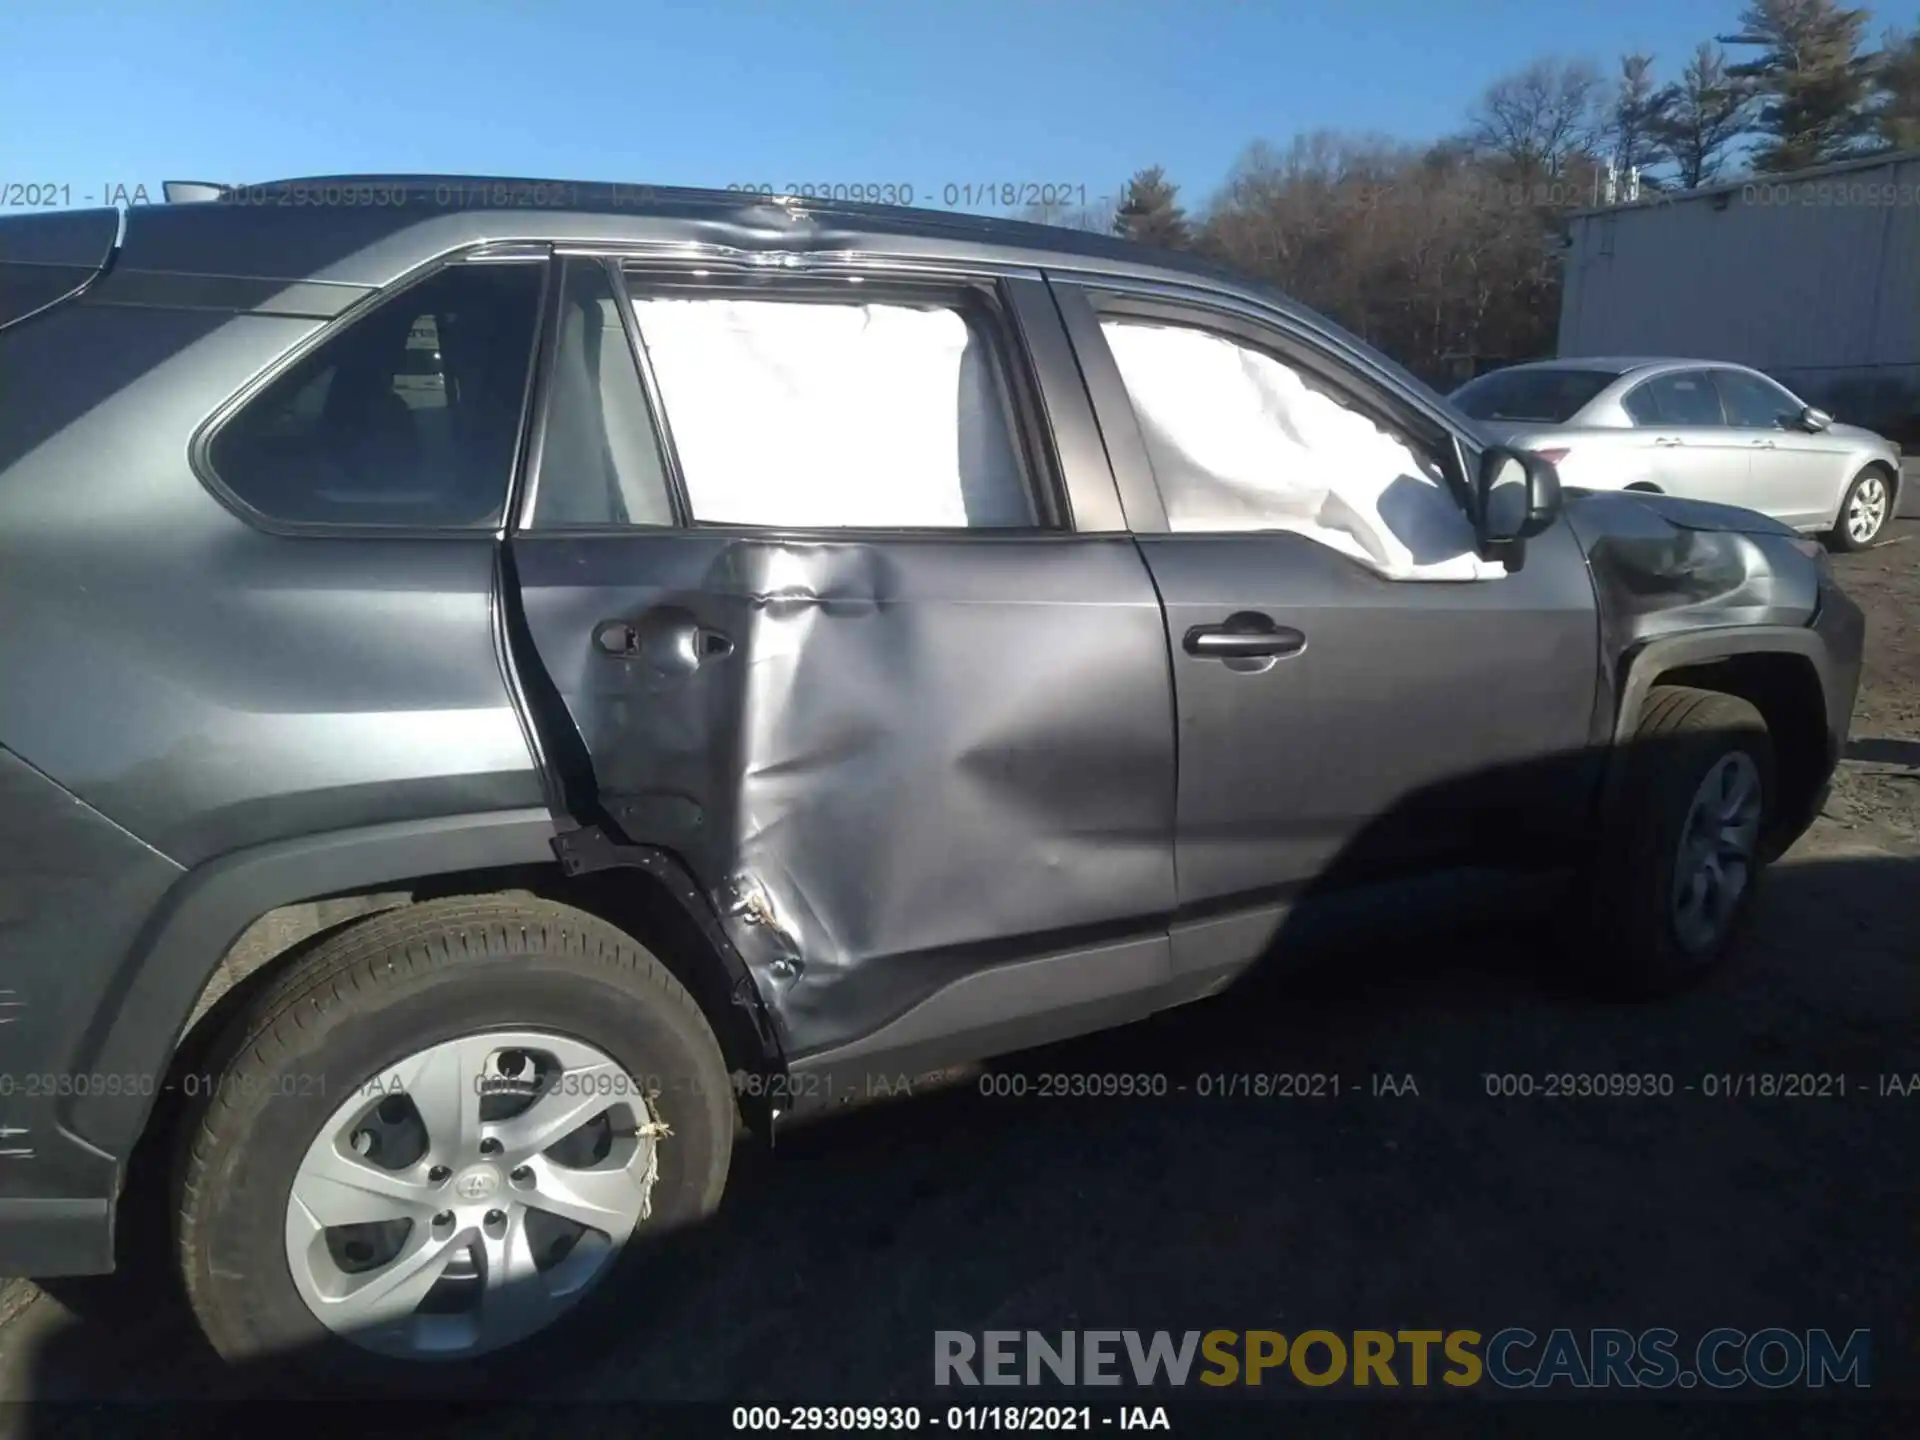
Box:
[934,1328,1870,1390]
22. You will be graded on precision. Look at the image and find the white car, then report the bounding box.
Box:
[1451,358,1904,550]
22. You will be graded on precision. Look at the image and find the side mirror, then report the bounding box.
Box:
[1797,405,1833,432]
[1474,445,1562,565]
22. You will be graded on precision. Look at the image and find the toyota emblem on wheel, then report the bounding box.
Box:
[452,1166,501,1201]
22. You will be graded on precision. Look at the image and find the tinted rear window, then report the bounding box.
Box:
[1451,367,1619,424]
[208,262,542,528]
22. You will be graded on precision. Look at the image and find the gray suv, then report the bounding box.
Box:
[0,177,1864,1374]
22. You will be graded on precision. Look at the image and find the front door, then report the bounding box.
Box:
[1709,367,1833,525]
[506,257,1177,1062]
[1053,279,1600,953]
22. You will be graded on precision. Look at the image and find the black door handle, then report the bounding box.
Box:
[1183,616,1307,660]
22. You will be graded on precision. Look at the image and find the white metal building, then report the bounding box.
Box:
[1557,150,1920,450]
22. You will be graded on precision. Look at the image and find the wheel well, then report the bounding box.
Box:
[173,859,776,1096]
[1649,653,1829,852]
[1624,481,1663,493]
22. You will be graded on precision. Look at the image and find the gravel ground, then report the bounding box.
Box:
[1,523,1914,1433]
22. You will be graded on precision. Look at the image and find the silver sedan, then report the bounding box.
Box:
[1451,358,1904,550]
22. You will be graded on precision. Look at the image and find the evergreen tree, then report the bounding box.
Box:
[1722,0,1879,171]
[1872,25,1920,150]
[1653,43,1757,186]
[1605,53,1675,187]
[1113,166,1191,248]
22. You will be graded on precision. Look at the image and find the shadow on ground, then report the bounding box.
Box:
[9,845,1915,1432]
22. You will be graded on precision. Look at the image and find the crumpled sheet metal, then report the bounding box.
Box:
[543,535,1177,1060]
[1563,489,1821,676]
[710,541,1174,1056]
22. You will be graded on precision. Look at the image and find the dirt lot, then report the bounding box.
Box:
[1,524,1914,1432]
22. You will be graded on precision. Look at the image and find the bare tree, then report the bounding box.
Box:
[1653,43,1757,187]
[1466,59,1605,178]
[1196,130,1575,383]
[1722,0,1879,171]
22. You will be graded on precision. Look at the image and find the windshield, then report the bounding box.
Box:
[1451,367,1621,424]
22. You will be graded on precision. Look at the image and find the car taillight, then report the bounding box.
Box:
[1531,447,1570,466]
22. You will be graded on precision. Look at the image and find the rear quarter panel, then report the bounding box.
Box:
[0,282,541,867]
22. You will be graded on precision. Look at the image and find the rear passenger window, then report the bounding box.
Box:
[625,285,1036,529]
[527,260,676,527]
[209,262,543,527]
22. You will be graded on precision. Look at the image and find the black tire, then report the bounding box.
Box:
[1826,464,1895,552]
[174,894,735,1384]
[1581,686,1774,998]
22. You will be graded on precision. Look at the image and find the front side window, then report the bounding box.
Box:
[1623,371,1724,426]
[1712,369,1799,430]
[1100,317,1498,580]
[209,262,543,527]
[625,285,1036,529]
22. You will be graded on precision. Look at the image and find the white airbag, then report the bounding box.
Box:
[631,298,1030,528]
[1101,321,1503,580]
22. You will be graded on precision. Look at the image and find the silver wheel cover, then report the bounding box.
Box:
[284,1030,663,1359]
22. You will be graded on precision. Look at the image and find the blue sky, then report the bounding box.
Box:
[2,0,1760,216]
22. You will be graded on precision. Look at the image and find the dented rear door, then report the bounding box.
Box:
[505,257,1176,1063]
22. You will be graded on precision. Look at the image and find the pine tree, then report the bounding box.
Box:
[1605,53,1675,187]
[1112,166,1191,248]
[1721,0,1879,171]
[1873,26,1920,150]
[1653,43,1757,187]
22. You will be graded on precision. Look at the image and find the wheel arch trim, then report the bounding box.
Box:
[1612,626,1831,745]
[1606,624,1849,852]
[65,807,561,1157]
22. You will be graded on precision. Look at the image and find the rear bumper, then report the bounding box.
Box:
[0,1198,112,1277]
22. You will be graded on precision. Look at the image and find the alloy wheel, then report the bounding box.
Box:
[1669,751,1763,954]
[1847,474,1888,545]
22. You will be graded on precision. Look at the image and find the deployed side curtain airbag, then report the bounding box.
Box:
[1102,321,1503,580]
[630,297,1031,529]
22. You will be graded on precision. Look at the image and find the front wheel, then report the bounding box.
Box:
[1580,686,1774,998]
[174,896,735,1377]
[1827,465,1893,552]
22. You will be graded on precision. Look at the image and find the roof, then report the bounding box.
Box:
[113,171,1466,433]
[135,170,1335,333]
[1565,147,1920,220]
[179,171,1209,279]
[1486,356,1752,377]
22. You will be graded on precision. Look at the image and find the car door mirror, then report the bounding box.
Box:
[1796,405,1833,433]
[1474,445,1561,564]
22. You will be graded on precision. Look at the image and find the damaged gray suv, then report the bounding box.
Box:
[0,177,1864,1373]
